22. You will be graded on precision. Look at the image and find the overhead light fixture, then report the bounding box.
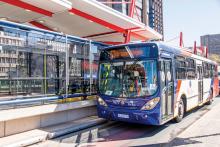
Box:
[39,20,45,23]
[25,9,31,12]
[69,12,75,15]
[0,17,7,20]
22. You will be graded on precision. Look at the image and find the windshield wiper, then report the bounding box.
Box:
[132,57,143,66]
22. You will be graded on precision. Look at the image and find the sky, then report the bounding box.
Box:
[163,0,220,47]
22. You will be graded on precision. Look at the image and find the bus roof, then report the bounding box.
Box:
[102,42,218,65]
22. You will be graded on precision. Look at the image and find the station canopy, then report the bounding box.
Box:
[0,0,162,44]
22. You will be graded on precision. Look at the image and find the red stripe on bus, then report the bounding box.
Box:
[175,80,182,108]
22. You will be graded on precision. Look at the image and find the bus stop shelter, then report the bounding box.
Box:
[0,0,162,44]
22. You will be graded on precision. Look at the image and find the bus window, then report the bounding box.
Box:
[175,56,186,79]
[123,61,158,97]
[186,58,196,79]
[203,62,210,78]
[99,62,123,97]
[99,60,158,98]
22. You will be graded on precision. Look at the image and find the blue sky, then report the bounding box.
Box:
[163,0,220,47]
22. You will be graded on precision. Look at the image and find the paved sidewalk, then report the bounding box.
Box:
[170,101,220,147]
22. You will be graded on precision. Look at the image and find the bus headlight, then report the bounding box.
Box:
[98,97,108,107]
[141,97,160,110]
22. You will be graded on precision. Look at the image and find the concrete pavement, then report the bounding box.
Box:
[169,99,220,147]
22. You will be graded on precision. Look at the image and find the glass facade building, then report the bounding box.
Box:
[201,34,220,55]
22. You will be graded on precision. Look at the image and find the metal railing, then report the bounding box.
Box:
[0,93,97,110]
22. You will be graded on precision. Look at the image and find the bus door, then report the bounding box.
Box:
[160,59,174,119]
[197,65,203,103]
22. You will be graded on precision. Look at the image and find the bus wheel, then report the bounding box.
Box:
[206,90,213,105]
[174,99,185,123]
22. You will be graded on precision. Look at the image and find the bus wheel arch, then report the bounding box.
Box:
[206,88,213,105]
[181,94,187,112]
[174,95,186,123]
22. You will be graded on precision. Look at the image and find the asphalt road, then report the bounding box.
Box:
[36,96,220,147]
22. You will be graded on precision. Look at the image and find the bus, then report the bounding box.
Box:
[97,42,219,125]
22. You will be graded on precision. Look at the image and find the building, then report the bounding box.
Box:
[97,0,164,36]
[149,0,163,35]
[0,30,25,78]
[201,34,220,55]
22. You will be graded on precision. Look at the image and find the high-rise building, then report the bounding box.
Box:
[149,0,163,35]
[201,34,220,55]
[97,0,164,36]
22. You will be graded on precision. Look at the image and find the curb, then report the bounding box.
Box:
[47,119,107,139]
[4,136,47,147]
[2,118,106,147]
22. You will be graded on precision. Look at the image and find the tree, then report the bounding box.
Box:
[209,54,220,64]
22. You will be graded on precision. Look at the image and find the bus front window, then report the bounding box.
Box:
[99,60,158,98]
[99,62,123,97]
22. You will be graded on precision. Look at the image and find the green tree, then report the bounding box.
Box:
[209,54,220,64]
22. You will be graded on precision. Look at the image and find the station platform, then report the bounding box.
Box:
[0,99,99,138]
[0,116,106,147]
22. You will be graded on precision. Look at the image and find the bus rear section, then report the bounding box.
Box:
[218,66,220,94]
[97,43,164,125]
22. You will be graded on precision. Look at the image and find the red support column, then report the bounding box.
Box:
[179,32,183,48]
[200,46,204,56]
[124,0,136,43]
[129,0,136,18]
[206,47,208,58]
[193,41,197,54]
[125,30,131,43]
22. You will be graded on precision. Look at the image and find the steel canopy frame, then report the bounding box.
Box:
[0,0,53,17]
[69,7,147,43]
[125,0,136,43]
[1,0,149,44]
[69,8,125,33]
[29,21,54,31]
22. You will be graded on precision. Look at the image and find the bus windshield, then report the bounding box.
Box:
[99,60,158,98]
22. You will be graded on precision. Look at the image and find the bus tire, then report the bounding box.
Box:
[206,90,213,105]
[174,98,185,123]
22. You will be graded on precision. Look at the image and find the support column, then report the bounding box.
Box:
[124,0,136,43]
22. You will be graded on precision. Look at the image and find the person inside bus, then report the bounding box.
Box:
[107,67,123,96]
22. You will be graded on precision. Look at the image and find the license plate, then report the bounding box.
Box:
[118,114,129,119]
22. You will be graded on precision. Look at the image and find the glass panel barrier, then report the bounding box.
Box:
[0,23,106,108]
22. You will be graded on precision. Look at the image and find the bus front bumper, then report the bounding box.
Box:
[97,106,161,125]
